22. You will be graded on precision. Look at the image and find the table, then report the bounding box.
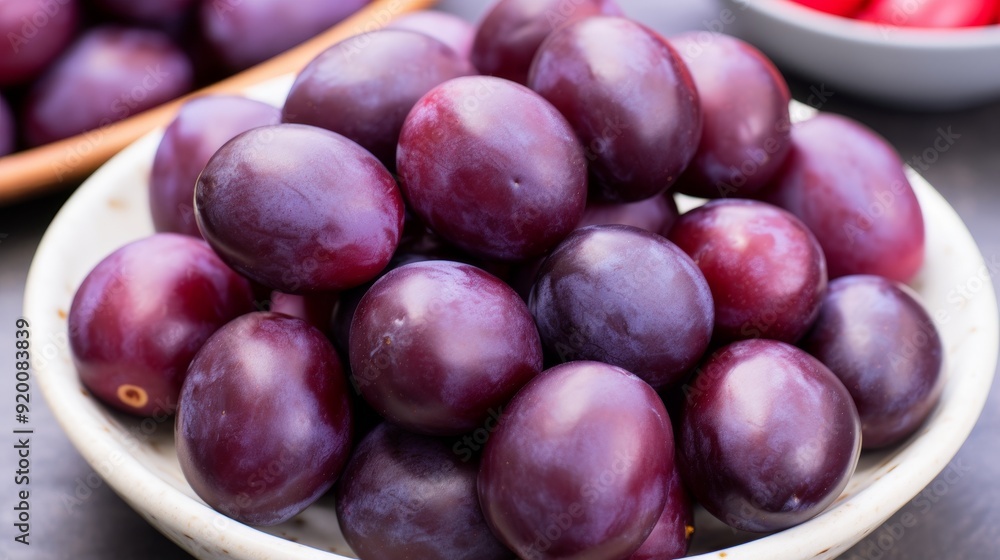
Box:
[2,1,998,558]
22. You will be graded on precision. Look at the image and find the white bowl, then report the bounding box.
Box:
[719,0,1000,110]
[25,76,999,560]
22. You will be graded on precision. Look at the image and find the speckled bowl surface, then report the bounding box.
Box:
[25,77,999,559]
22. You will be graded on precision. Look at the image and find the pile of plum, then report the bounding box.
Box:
[0,0,376,154]
[68,1,942,558]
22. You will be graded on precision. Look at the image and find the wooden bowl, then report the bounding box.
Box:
[0,0,435,205]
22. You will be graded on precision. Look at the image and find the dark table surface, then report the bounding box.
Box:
[2,0,998,558]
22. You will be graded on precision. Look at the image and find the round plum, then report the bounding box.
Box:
[678,340,861,533]
[282,29,474,169]
[629,461,694,560]
[24,26,193,146]
[758,113,925,283]
[335,423,511,560]
[198,0,371,71]
[671,33,792,199]
[387,10,476,59]
[530,225,714,390]
[801,275,944,448]
[503,195,680,300]
[479,361,673,559]
[0,0,79,87]
[68,233,253,417]
[528,16,701,202]
[176,312,353,526]
[669,199,827,344]
[329,243,468,356]
[150,95,281,237]
[577,193,680,237]
[504,196,680,300]
[471,0,622,84]
[349,261,542,436]
[397,76,587,261]
[195,124,404,293]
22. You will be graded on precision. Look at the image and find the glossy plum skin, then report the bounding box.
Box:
[350,261,542,436]
[282,30,474,169]
[479,361,673,560]
[176,312,353,526]
[0,94,13,156]
[397,76,587,261]
[336,423,512,560]
[856,0,997,27]
[387,10,476,59]
[24,27,193,146]
[329,244,466,356]
[92,0,195,24]
[198,0,370,71]
[150,95,281,237]
[669,199,828,344]
[678,340,861,533]
[505,195,681,301]
[68,234,253,417]
[671,33,791,199]
[530,226,713,390]
[195,124,404,293]
[529,17,702,202]
[801,275,944,448]
[629,462,694,560]
[578,193,679,237]
[0,0,79,86]
[758,113,925,283]
[471,0,621,84]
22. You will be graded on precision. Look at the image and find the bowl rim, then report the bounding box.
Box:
[24,84,1000,559]
[728,0,1000,49]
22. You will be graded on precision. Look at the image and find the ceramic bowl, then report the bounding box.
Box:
[24,78,999,559]
[719,0,1000,110]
